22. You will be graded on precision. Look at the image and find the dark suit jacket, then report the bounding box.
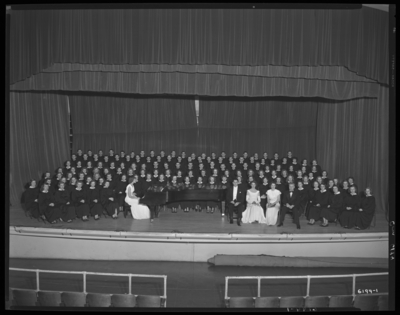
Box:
[282,190,301,208]
[226,185,246,204]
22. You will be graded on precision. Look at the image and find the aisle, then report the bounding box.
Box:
[9,258,388,308]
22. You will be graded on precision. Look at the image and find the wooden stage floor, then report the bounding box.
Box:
[10,206,388,235]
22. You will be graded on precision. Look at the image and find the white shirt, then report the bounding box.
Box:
[233,186,238,200]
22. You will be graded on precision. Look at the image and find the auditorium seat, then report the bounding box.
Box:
[111,294,136,307]
[328,295,353,308]
[254,297,280,308]
[227,297,255,308]
[304,296,330,308]
[37,291,62,306]
[136,295,163,307]
[86,293,112,307]
[279,296,305,308]
[11,289,38,306]
[60,292,87,307]
[377,294,388,310]
[353,294,379,311]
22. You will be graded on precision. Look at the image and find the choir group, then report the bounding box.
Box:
[21,149,375,230]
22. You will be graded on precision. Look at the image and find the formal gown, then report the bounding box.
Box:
[241,190,267,224]
[265,189,281,225]
[125,184,151,219]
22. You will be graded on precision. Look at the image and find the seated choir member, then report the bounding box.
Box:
[181,176,194,212]
[167,175,181,213]
[193,176,206,212]
[86,180,103,220]
[101,181,119,219]
[205,176,219,213]
[307,183,330,225]
[53,181,75,223]
[339,186,360,228]
[226,178,246,226]
[22,179,40,219]
[241,181,267,224]
[265,182,281,226]
[38,182,62,224]
[71,180,90,221]
[354,187,376,230]
[278,183,301,229]
[259,177,270,216]
[296,181,307,214]
[114,174,128,212]
[319,185,344,227]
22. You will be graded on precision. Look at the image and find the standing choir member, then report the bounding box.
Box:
[38,183,62,224]
[320,186,344,227]
[265,182,281,226]
[307,184,329,225]
[71,181,90,221]
[339,186,360,228]
[87,180,103,220]
[205,176,219,213]
[101,181,119,218]
[354,188,376,230]
[193,177,206,212]
[259,177,270,216]
[278,183,301,229]
[23,180,40,219]
[53,182,75,223]
[181,176,194,212]
[226,178,246,226]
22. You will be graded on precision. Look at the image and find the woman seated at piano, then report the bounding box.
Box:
[205,176,219,214]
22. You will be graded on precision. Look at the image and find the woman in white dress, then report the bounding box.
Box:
[241,182,267,224]
[265,182,281,225]
[125,176,151,220]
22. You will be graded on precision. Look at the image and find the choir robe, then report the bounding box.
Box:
[63,166,73,176]
[142,180,154,194]
[354,195,376,229]
[259,183,270,214]
[87,187,104,216]
[321,192,344,222]
[23,187,40,218]
[38,191,62,223]
[307,190,330,221]
[339,193,361,228]
[296,188,307,210]
[114,180,128,207]
[53,189,76,221]
[100,187,119,216]
[180,182,195,209]
[71,188,91,218]
[275,183,286,195]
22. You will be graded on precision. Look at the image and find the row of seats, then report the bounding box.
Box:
[9,289,165,308]
[225,294,388,310]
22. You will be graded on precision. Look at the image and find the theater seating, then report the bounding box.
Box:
[254,297,280,308]
[226,297,255,308]
[136,295,164,307]
[304,296,330,308]
[37,291,62,306]
[353,294,380,311]
[328,295,354,308]
[11,289,38,306]
[86,293,112,307]
[377,294,388,310]
[279,296,305,308]
[111,294,137,307]
[60,292,87,307]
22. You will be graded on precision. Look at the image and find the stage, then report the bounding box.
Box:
[9,206,389,263]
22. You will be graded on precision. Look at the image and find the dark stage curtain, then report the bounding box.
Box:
[316,85,389,213]
[10,69,379,100]
[10,7,388,85]
[69,94,197,154]
[197,97,318,161]
[10,92,70,207]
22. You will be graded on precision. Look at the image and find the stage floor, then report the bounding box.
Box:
[10,206,388,235]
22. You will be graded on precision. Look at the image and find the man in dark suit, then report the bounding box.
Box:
[278,182,302,229]
[226,178,246,226]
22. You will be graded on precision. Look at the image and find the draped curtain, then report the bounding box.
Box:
[197,97,318,160]
[69,93,197,154]
[10,7,388,85]
[316,85,389,213]
[10,92,70,206]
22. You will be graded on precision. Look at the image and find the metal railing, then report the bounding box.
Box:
[9,267,167,306]
[225,272,388,300]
